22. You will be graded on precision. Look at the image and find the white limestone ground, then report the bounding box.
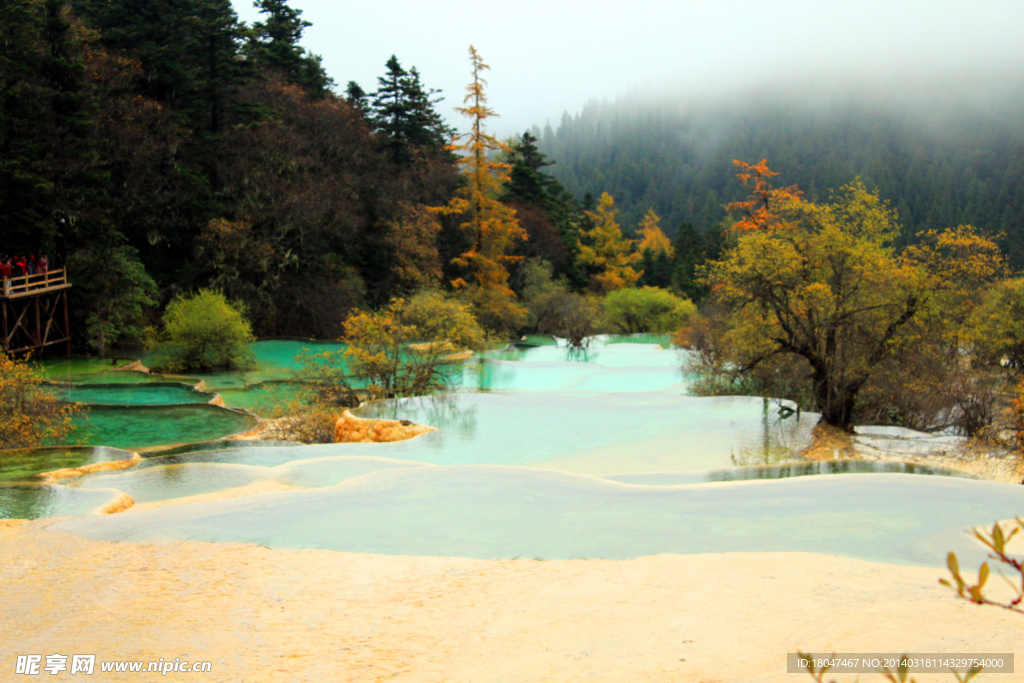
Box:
[1,517,1021,683]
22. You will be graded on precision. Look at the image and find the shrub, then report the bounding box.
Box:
[459,284,527,338]
[402,290,486,351]
[0,353,81,449]
[602,286,696,334]
[147,289,255,372]
[344,296,481,398]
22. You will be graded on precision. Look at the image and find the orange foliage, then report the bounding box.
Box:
[432,46,526,300]
[726,159,803,233]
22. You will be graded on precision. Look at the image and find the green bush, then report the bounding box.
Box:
[602,286,696,334]
[147,289,255,372]
[402,290,486,351]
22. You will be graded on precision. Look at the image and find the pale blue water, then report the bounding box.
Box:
[352,392,814,472]
[13,336,1023,571]
[76,463,275,503]
[50,471,1024,567]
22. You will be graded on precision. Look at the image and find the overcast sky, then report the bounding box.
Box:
[231,0,1024,137]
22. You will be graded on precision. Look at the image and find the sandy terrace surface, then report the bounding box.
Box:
[1,519,1021,683]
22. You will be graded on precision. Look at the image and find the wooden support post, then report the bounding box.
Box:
[63,290,71,356]
[35,295,41,349]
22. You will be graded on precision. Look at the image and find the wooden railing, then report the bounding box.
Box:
[2,268,68,296]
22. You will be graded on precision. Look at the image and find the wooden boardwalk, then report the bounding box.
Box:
[1,269,72,355]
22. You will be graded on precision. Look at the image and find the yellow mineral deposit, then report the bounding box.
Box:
[96,491,135,515]
[332,410,434,443]
[37,452,142,482]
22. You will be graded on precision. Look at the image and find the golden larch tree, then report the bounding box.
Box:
[636,207,674,257]
[433,46,526,301]
[579,192,642,293]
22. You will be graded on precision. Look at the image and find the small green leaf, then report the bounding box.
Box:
[978,562,989,588]
[947,552,960,575]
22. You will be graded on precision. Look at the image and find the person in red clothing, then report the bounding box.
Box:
[0,256,11,294]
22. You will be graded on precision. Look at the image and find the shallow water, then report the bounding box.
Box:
[76,463,274,504]
[0,483,126,518]
[213,381,305,412]
[139,340,349,390]
[0,446,137,482]
[354,392,814,473]
[605,459,980,485]
[70,405,256,450]
[22,336,1024,570]
[50,470,1024,567]
[57,382,214,406]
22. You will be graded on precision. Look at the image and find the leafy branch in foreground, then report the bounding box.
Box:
[941,519,1024,614]
[800,520,1021,683]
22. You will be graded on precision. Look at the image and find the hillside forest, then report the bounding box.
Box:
[5,0,1024,437]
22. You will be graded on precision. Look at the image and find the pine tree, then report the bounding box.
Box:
[245,0,331,96]
[670,221,706,300]
[370,56,451,162]
[503,131,585,287]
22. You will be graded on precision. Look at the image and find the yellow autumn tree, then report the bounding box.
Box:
[0,353,80,449]
[700,170,1005,431]
[636,208,673,257]
[432,46,526,333]
[579,192,642,293]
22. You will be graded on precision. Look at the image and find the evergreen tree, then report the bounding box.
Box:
[370,56,451,162]
[503,131,585,288]
[245,0,331,96]
[670,221,706,300]
[0,0,59,248]
[345,80,368,113]
[72,0,249,134]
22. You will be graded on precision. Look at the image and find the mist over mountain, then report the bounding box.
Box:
[533,70,1024,264]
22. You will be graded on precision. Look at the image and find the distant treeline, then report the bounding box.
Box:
[533,92,1024,264]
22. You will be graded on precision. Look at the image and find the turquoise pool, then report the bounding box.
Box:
[69,405,256,450]
[57,382,214,406]
[7,334,1018,574]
